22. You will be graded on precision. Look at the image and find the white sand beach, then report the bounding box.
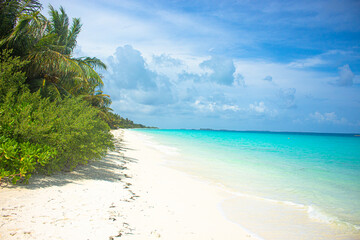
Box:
[0,129,250,239]
[1,129,359,240]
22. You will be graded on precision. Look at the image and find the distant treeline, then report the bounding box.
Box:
[106,112,154,129]
[0,0,150,184]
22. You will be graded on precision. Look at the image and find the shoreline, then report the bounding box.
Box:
[119,130,254,239]
[1,129,359,239]
[126,129,360,240]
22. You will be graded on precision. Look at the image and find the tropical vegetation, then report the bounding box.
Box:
[0,0,150,184]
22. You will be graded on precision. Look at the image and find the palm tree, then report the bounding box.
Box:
[0,0,42,39]
[47,5,80,55]
[28,5,107,98]
[0,0,44,56]
[1,2,106,99]
[80,83,113,122]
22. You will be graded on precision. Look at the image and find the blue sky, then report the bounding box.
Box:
[42,0,360,133]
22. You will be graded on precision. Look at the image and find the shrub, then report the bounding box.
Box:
[0,90,114,175]
[0,50,114,183]
[0,49,28,103]
[0,136,56,183]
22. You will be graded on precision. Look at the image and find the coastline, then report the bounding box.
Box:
[1,129,359,239]
[0,129,250,239]
[120,130,255,239]
[128,129,360,240]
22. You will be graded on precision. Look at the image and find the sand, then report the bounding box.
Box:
[0,129,252,239]
[1,129,359,240]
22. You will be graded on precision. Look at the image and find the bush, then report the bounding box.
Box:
[0,51,114,183]
[0,136,56,183]
[0,49,28,103]
[0,90,114,175]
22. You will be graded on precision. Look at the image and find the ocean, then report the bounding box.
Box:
[133,129,360,232]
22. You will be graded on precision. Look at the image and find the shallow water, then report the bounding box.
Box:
[134,129,360,232]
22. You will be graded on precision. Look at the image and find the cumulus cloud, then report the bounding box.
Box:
[103,45,176,111]
[263,75,273,81]
[309,111,347,124]
[222,104,242,111]
[103,46,250,120]
[249,101,266,113]
[199,56,236,85]
[249,101,278,117]
[191,97,245,115]
[193,100,217,112]
[234,73,246,87]
[99,45,358,132]
[105,45,157,90]
[278,88,296,109]
[178,71,202,83]
[336,64,354,86]
[152,54,183,67]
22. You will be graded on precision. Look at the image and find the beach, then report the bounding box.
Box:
[0,129,249,239]
[1,129,359,239]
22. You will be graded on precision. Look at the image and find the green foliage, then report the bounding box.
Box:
[105,112,153,129]
[0,49,28,102]
[1,2,106,100]
[0,0,42,44]
[0,50,56,183]
[0,2,149,185]
[0,47,113,184]
[38,96,114,172]
[0,89,114,174]
[0,136,56,184]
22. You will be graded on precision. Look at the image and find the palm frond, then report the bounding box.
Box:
[66,18,81,54]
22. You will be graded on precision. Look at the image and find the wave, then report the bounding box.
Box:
[218,184,360,232]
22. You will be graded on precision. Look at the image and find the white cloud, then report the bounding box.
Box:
[193,100,216,112]
[233,59,325,90]
[263,75,273,81]
[233,73,246,87]
[192,100,243,113]
[287,50,356,70]
[222,104,242,111]
[337,64,355,86]
[101,45,358,132]
[103,45,177,115]
[288,56,326,68]
[200,56,236,85]
[152,54,183,67]
[249,101,266,113]
[248,101,278,117]
[105,45,157,90]
[278,88,297,109]
[309,111,347,124]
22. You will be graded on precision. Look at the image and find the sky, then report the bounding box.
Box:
[41,0,360,133]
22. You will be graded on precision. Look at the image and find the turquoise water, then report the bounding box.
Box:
[134,129,360,229]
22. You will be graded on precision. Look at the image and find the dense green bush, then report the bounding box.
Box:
[0,50,28,102]
[0,50,57,182]
[1,91,114,173]
[0,49,114,183]
[0,136,56,183]
[0,2,149,184]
